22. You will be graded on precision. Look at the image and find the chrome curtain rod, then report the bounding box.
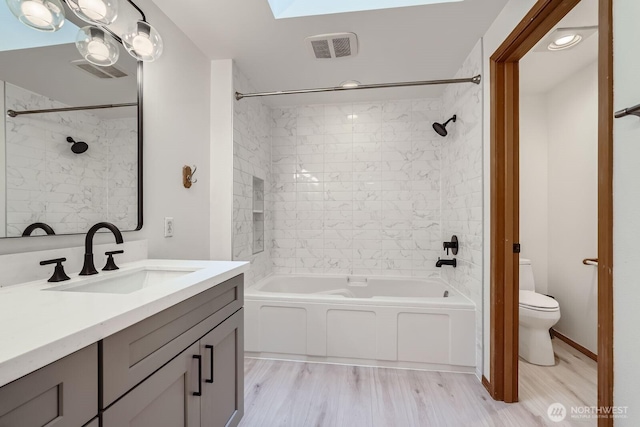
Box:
[235,74,482,100]
[7,103,137,118]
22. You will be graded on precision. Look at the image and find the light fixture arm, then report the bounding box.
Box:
[123,0,146,22]
[61,0,147,42]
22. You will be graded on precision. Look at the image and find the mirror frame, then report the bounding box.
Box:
[136,61,143,231]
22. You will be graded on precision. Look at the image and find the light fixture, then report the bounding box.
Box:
[66,0,118,25]
[548,33,582,51]
[76,26,119,66]
[340,80,360,88]
[122,20,163,62]
[5,0,65,32]
[7,0,164,65]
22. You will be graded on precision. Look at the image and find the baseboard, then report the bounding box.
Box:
[244,352,476,374]
[551,329,597,362]
[481,375,493,397]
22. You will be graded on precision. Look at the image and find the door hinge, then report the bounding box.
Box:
[513,243,521,254]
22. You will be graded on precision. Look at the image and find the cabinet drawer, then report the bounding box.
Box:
[102,274,243,407]
[0,344,98,427]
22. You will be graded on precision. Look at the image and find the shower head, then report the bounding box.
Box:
[67,137,88,154]
[433,115,457,137]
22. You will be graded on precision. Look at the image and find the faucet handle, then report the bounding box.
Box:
[103,250,124,271]
[40,258,71,283]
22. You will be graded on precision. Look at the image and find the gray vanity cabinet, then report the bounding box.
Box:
[101,274,243,407]
[102,309,244,427]
[0,274,244,427]
[101,275,244,427]
[199,309,244,427]
[0,344,98,427]
[102,342,201,427]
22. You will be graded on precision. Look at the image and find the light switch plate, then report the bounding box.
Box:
[164,217,174,237]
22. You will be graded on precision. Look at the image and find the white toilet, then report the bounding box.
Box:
[519,258,561,366]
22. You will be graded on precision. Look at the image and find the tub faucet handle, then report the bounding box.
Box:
[443,235,459,255]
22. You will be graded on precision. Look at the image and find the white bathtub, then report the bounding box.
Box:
[245,275,476,372]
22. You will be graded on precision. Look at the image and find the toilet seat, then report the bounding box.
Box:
[519,290,559,312]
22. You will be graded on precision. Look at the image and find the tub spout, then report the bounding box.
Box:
[436,258,457,268]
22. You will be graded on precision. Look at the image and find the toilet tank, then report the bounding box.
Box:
[519,258,536,291]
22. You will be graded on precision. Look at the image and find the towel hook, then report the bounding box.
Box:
[183,165,197,188]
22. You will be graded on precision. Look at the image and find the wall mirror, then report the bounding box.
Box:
[0,0,143,238]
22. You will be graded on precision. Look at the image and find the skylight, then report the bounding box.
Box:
[267,0,462,19]
[0,5,79,53]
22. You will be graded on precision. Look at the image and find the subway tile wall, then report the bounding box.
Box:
[270,99,445,276]
[232,65,273,286]
[4,83,138,237]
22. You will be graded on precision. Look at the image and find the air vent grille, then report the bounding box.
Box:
[71,60,129,79]
[332,38,351,57]
[311,40,332,59]
[305,33,358,59]
[76,63,112,79]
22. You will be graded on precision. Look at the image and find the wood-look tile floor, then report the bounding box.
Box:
[240,339,597,427]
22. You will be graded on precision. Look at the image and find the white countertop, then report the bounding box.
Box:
[0,259,249,388]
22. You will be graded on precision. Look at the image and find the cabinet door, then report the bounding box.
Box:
[102,275,243,408]
[200,309,244,427]
[103,342,201,427]
[0,344,97,427]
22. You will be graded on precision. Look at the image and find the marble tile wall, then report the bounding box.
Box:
[232,65,273,286]
[440,39,484,376]
[4,83,138,237]
[104,117,139,231]
[270,99,444,276]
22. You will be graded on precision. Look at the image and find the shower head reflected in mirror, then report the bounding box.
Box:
[433,115,457,137]
[67,137,88,154]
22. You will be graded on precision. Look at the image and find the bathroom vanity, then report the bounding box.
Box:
[0,259,248,427]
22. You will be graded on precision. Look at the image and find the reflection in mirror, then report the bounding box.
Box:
[0,2,140,238]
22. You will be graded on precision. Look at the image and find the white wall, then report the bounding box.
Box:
[210,59,234,261]
[481,0,538,378]
[520,63,599,354]
[546,61,598,353]
[0,0,213,260]
[613,0,640,420]
[519,94,549,295]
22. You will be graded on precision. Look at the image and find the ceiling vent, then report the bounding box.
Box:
[305,33,358,59]
[70,60,129,79]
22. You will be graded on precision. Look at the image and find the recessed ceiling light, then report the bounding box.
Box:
[548,33,582,51]
[340,80,360,88]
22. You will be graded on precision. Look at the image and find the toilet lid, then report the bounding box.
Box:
[519,290,559,311]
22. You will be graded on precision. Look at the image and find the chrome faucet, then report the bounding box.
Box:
[80,222,123,276]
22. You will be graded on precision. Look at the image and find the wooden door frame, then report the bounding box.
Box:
[488,0,614,425]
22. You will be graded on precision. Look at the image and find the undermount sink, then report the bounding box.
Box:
[44,267,201,294]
